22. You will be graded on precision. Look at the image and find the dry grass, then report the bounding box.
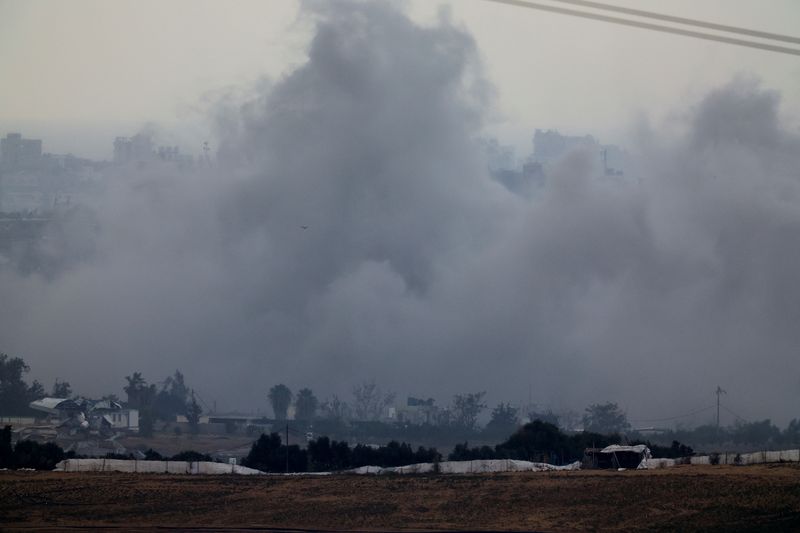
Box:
[2,464,799,531]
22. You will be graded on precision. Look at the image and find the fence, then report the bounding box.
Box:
[642,448,800,468]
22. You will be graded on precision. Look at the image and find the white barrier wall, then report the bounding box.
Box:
[56,458,579,476]
[52,449,800,476]
[679,449,800,466]
[55,459,263,475]
[641,458,677,469]
[347,459,581,475]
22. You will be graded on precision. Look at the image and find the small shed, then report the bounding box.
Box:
[584,444,651,469]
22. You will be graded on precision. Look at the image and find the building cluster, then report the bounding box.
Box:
[0,132,102,214]
[393,396,444,426]
[482,129,628,197]
[9,397,140,457]
[0,131,203,215]
[0,133,42,170]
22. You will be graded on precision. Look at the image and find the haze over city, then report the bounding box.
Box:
[1,0,800,427]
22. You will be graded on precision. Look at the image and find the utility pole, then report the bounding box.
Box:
[715,386,726,428]
[285,423,289,474]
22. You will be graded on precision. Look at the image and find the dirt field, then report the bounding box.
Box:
[2,464,799,532]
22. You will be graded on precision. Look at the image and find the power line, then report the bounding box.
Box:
[721,403,748,422]
[549,0,800,45]
[630,404,715,423]
[480,0,800,56]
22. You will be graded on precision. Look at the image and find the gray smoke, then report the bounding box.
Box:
[1,2,799,423]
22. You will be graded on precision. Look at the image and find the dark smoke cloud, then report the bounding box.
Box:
[1,2,799,423]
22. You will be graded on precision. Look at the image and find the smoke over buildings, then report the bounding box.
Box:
[1,2,799,423]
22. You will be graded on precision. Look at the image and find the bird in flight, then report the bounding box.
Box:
[300,225,309,230]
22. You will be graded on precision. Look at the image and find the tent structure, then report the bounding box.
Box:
[584,444,651,469]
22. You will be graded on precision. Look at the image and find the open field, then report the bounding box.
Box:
[2,464,799,532]
[115,433,255,457]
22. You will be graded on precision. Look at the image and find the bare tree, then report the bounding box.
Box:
[51,379,72,398]
[451,392,487,431]
[352,380,396,421]
[320,395,351,421]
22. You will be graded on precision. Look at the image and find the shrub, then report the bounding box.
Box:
[170,450,212,462]
[144,448,163,460]
[12,440,65,470]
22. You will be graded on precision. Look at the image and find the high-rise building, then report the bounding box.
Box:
[113,134,153,164]
[1,133,43,169]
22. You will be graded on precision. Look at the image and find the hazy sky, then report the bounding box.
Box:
[1,0,798,158]
[2,1,800,426]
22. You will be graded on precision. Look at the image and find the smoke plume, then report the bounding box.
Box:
[1,2,799,423]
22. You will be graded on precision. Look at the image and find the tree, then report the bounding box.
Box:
[0,425,12,468]
[731,419,780,446]
[451,392,487,431]
[153,370,190,420]
[242,432,307,473]
[268,384,293,420]
[307,436,352,471]
[528,408,560,427]
[485,402,520,436]
[12,439,66,470]
[582,402,630,434]
[320,395,351,421]
[164,370,189,401]
[352,380,396,421]
[123,372,155,409]
[497,420,566,461]
[123,372,157,436]
[0,353,45,415]
[294,388,319,421]
[27,380,45,402]
[52,379,72,398]
[186,391,202,435]
[784,419,800,445]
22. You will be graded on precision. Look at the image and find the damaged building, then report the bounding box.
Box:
[28,397,139,436]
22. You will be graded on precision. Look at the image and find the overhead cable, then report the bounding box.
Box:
[630,404,715,423]
[721,404,748,422]
[549,0,800,45]
[480,0,800,56]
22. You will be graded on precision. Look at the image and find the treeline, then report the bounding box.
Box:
[242,419,668,473]
[242,433,441,472]
[450,420,622,464]
[450,421,696,463]
[2,420,694,472]
[650,419,800,449]
[1,424,225,470]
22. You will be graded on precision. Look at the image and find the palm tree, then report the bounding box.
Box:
[268,384,293,420]
[294,388,319,420]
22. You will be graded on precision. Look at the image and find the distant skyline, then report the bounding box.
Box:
[1,0,798,159]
